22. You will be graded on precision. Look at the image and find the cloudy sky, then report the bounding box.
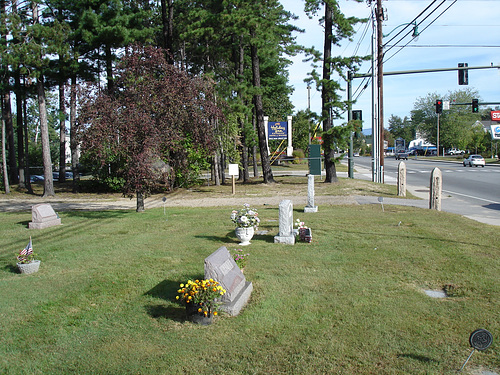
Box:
[279,0,500,129]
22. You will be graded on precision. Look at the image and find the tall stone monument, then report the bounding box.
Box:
[274,199,295,245]
[204,246,253,316]
[304,174,318,212]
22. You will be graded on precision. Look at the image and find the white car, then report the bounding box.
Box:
[463,154,485,167]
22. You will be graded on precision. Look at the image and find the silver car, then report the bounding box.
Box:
[463,154,485,167]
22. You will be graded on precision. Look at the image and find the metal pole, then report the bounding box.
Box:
[348,72,354,178]
[437,113,440,157]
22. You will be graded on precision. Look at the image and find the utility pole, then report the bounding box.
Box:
[376,0,384,183]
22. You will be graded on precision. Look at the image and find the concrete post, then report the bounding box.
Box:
[397,161,406,197]
[429,167,442,211]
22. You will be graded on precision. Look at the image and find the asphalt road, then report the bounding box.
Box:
[350,156,500,226]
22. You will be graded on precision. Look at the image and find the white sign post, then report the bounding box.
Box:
[228,164,239,195]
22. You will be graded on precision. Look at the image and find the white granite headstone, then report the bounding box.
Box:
[274,199,295,245]
[304,174,318,212]
[29,204,61,229]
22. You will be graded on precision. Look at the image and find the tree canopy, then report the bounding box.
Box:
[79,45,223,210]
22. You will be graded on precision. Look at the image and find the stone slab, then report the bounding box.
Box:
[29,204,61,229]
[304,206,318,213]
[204,246,252,316]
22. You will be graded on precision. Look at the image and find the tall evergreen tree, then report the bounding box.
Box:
[304,0,366,182]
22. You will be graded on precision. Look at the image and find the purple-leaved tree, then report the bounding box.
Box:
[79,45,223,211]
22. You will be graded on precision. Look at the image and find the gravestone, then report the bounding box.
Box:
[204,246,253,316]
[304,174,318,212]
[397,161,406,197]
[29,203,61,229]
[274,199,295,245]
[429,167,442,211]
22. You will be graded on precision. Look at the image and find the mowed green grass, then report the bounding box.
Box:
[0,201,498,374]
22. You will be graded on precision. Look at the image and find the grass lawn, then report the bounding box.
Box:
[0,189,498,374]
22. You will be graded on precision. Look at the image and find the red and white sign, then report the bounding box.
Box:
[491,110,500,121]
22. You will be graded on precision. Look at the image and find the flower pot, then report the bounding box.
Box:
[17,260,40,274]
[185,303,213,325]
[235,226,254,246]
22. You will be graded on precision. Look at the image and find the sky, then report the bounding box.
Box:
[279,0,500,130]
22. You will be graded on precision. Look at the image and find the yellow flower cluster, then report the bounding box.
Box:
[176,278,226,317]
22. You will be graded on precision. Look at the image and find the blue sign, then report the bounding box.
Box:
[268,121,288,140]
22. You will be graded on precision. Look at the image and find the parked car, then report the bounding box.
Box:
[463,154,485,167]
[447,148,465,155]
[395,150,408,160]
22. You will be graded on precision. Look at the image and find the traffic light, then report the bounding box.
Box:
[458,63,468,85]
[472,99,479,113]
[352,110,362,121]
[435,99,443,114]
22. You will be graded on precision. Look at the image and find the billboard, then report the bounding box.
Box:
[490,125,500,140]
[268,121,288,140]
[491,110,500,121]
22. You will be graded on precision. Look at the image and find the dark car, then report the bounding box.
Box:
[395,150,408,160]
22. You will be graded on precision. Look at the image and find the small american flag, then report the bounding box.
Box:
[22,237,32,256]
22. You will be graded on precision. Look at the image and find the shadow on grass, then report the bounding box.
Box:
[62,210,132,219]
[2,264,19,274]
[145,277,203,322]
[195,232,233,243]
[397,353,438,363]
[145,304,186,322]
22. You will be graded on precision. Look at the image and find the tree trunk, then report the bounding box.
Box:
[322,3,338,183]
[250,31,274,184]
[136,191,145,212]
[70,76,80,192]
[15,71,26,189]
[37,75,55,196]
[23,84,33,194]
[2,116,10,194]
[105,45,114,94]
[3,91,18,184]
[213,152,220,186]
[161,0,174,64]
[58,83,66,182]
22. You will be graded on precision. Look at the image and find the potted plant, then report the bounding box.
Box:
[232,249,250,271]
[176,278,226,325]
[230,203,260,246]
[16,237,40,274]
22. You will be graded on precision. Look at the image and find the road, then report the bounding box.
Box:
[350,156,500,226]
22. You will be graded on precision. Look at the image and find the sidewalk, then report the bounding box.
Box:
[338,163,500,227]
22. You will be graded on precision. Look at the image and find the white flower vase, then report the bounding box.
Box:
[235,227,255,246]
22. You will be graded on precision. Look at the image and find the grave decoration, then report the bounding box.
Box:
[231,204,260,246]
[176,279,226,325]
[205,246,253,316]
[16,237,40,274]
[458,328,494,372]
[294,219,312,243]
[29,203,61,229]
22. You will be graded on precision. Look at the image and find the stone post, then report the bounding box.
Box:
[397,161,406,197]
[429,167,442,211]
[304,174,318,212]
